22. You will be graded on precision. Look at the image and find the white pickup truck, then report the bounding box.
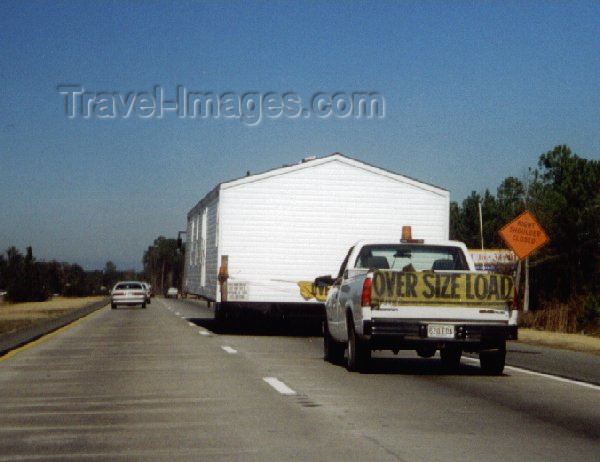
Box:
[321,236,518,375]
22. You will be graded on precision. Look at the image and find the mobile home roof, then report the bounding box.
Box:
[187,153,448,218]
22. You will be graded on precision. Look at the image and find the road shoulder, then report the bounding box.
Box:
[517,328,600,356]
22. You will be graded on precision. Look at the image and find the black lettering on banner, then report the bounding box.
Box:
[465,274,474,299]
[373,272,386,296]
[384,271,397,298]
[501,276,513,299]
[405,273,418,298]
[474,274,489,300]
[434,274,441,298]
[393,272,405,298]
[439,275,450,298]
[450,274,460,299]
[487,275,499,300]
[422,273,435,298]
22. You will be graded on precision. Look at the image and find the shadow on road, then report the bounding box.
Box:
[364,356,485,376]
[187,317,322,337]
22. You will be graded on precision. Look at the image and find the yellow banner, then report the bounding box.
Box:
[371,271,514,307]
[298,281,330,302]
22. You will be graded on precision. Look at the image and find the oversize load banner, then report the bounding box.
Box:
[371,271,514,306]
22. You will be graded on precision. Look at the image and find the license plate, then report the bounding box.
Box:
[427,324,455,339]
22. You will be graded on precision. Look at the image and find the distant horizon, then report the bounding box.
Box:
[2,142,595,273]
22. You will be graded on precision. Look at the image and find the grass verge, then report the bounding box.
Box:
[0,296,107,335]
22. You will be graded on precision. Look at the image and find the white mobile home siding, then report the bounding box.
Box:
[188,155,449,304]
[185,194,219,300]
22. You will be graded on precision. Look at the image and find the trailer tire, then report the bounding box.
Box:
[214,303,229,329]
[440,345,462,372]
[324,320,345,364]
[480,342,506,376]
[141,302,146,309]
[111,303,117,310]
[346,314,370,372]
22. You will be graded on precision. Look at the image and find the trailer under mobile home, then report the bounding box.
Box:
[183,153,449,320]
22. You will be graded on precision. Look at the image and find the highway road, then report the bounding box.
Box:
[0,297,599,461]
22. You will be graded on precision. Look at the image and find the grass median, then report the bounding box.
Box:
[0,296,108,335]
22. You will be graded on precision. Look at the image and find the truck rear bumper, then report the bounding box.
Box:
[364,318,517,351]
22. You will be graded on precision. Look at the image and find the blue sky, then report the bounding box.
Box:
[1,1,600,270]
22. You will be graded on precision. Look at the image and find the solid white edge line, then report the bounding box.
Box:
[504,365,600,391]
[221,346,237,354]
[263,377,297,395]
[461,356,600,391]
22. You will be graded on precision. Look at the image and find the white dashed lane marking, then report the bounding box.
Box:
[221,346,238,354]
[263,377,297,395]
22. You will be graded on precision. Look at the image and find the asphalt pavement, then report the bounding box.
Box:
[0,297,598,461]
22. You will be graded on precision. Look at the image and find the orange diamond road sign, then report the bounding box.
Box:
[499,210,549,260]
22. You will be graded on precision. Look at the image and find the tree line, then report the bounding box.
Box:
[0,237,182,303]
[0,247,141,302]
[450,145,600,327]
[142,236,184,296]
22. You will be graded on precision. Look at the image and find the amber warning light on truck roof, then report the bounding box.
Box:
[400,225,424,244]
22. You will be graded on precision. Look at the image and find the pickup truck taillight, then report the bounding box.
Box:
[361,277,372,307]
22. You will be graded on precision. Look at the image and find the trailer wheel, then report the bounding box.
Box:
[324,320,345,364]
[346,315,370,372]
[440,345,462,372]
[111,303,117,310]
[214,303,229,330]
[480,341,506,376]
[141,302,146,309]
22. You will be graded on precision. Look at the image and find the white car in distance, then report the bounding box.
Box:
[166,287,179,299]
[111,281,147,309]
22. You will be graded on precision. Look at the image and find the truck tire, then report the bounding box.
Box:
[346,315,370,372]
[479,342,506,376]
[141,302,146,309]
[111,303,117,310]
[214,303,229,330]
[324,320,345,364]
[440,345,462,372]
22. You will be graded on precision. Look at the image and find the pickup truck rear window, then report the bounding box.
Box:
[354,245,468,272]
[115,283,143,290]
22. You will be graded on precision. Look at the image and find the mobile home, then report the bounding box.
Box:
[183,153,449,320]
